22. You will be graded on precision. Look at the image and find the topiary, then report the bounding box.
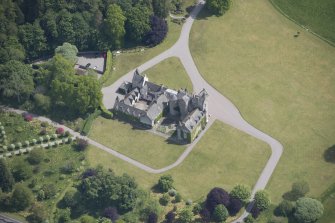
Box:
[175,193,182,203]
[168,189,177,197]
[185,199,193,206]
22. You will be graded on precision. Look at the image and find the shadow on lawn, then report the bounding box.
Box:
[324,145,335,163]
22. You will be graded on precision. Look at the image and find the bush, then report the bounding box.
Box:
[24,140,30,147]
[81,109,101,135]
[55,208,71,223]
[80,215,96,223]
[44,135,50,141]
[9,144,15,151]
[294,197,324,223]
[158,175,174,192]
[205,187,230,213]
[228,197,243,216]
[65,131,70,137]
[165,211,175,223]
[41,184,57,199]
[56,127,64,135]
[251,206,261,219]
[16,142,22,149]
[178,208,194,223]
[12,159,33,181]
[62,188,78,208]
[200,208,211,222]
[24,114,33,122]
[52,134,58,140]
[230,184,251,203]
[291,180,310,199]
[185,199,192,206]
[27,148,45,165]
[276,200,295,217]
[168,189,177,197]
[103,207,119,222]
[192,203,202,214]
[11,184,34,211]
[213,204,229,222]
[27,203,48,223]
[244,215,255,223]
[60,161,76,174]
[254,190,270,211]
[31,139,37,145]
[41,122,48,127]
[147,212,158,223]
[160,193,170,206]
[76,138,89,151]
[175,193,182,203]
[34,93,51,112]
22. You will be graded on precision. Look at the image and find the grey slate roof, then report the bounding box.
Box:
[181,108,204,132]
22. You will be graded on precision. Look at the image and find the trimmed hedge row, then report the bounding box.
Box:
[99,50,113,85]
[81,109,102,136]
[100,102,113,119]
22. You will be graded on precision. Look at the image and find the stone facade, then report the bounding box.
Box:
[113,69,209,143]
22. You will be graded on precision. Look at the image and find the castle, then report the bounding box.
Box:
[113,70,209,143]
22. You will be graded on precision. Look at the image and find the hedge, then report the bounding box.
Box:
[99,50,113,85]
[100,102,113,119]
[81,109,102,136]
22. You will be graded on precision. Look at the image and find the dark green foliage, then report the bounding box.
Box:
[291,180,310,199]
[206,0,230,15]
[81,109,102,136]
[41,183,57,199]
[79,215,96,223]
[276,200,295,217]
[62,188,79,208]
[160,193,170,206]
[178,208,194,223]
[11,184,34,211]
[12,159,33,181]
[192,203,202,214]
[55,208,71,223]
[27,203,48,223]
[165,211,175,223]
[144,16,168,46]
[175,193,182,203]
[0,60,34,103]
[228,197,243,216]
[152,0,170,18]
[103,207,119,222]
[104,4,126,49]
[78,167,139,212]
[147,212,158,223]
[33,93,51,113]
[244,215,255,223]
[230,184,251,203]
[27,148,45,165]
[213,204,229,222]
[157,174,174,192]
[125,6,152,42]
[254,190,271,211]
[0,159,15,192]
[294,197,324,223]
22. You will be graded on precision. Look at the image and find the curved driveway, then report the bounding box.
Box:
[102,1,283,221]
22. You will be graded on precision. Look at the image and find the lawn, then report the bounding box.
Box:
[103,20,182,86]
[87,120,270,201]
[189,0,335,203]
[270,0,335,45]
[89,117,186,169]
[144,57,193,92]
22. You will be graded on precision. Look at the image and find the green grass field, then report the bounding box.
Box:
[144,57,193,92]
[104,20,182,86]
[87,121,270,200]
[189,0,335,204]
[270,0,335,44]
[89,117,186,169]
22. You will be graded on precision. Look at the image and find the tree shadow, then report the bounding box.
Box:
[194,8,212,20]
[282,191,301,201]
[324,145,335,163]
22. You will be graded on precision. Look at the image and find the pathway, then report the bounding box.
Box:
[102,0,283,222]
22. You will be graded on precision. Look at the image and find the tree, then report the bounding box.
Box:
[80,215,96,223]
[72,13,90,50]
[160,193,170,206]
[76,138,89,151]
[12,159,33,181]
[276,200,295,217]
[34,93,51,112]
[157,175,174,192]
[0,159,15,192]
[291,180,310,199]
[228,197,243,216]
[55,208,71,223]
[294,197,324,223]
[200,208,211,222]
[213,204,229,222]
[18,22,47,60]
[254,190,270,211]
[147,212,158,223]
[178,208,194,223]
[125,6,152,42]
[230,184,251,203]
[27,203,48,223]
[152,0,170,18]
[0,60,34,102]
[206,0,230,15]
[57,10,75,44]
[41,184,57,199]
[165,211,175,223]
[144,16,168,46]
[205,187,230,213]
[11,184,34,211]
[27,148,45,165]
[103,207,119,222]
[104,4,126,49]
[62,187,79,208]
[244,215,255,223]
[55,42,78,65]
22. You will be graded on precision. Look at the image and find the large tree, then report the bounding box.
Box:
[0,159,15,192]
[104,4,126,49]
[206,0,230,15]
[157,175,174,192]
[11,184,34,211]
[213,204,229,222]
[294,197,324,223]
[125,5,152,42]
[144,16,168,46]
[254,190,270,211]
[205,187,230,213]
[230,184,251,204]
[55,42,78,65]
[152,0,170,18]
[0,60,34,102]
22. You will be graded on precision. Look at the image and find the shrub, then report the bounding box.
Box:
[147,212,158,223]
[60,161,75,174]
[230,184,251,203]
[40,128,47,135]
[192,203,202,214]
[254,190,270,211]
[168,189,177,197]
[80,215,96,223]
[9,144,15,151]
[228,197,243,216]
[76,138,89,151]
[276,200,295,217]
[41,184,57,199]
[24,140,30,147]
[12,159,33,181]
[27,203,48,223]
[38,137,44,142]
[67,137,73,143]
[81,109,101,135]
[178,208,194,223]
[2,145,7,151]
[251,206,261,219]
[24,114,33,122]
[56,127,64,135]
[165,211,175,223]
[200,208,211,222]
[37,190,45,201]
[62,188,78,208]
[55,208,71,223]
[294,197,324,223]
[103,207,119,222]
[31,139,37,145]
[185,199,192,206]
[34,93,51,112]
[27,148,45,165]
[11,184,34,211]
[175,193,182,203]
[291,180,310,199]
[213,204,229,222]
[52,134,58,140]
[41,122,48,127]
[44,135,50,141]
[205,187,230,213]
[65,131,70,137]
[244,215,255,223]
[160,193,170,206]
[158,175,174,192]
[16,142,22,149]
